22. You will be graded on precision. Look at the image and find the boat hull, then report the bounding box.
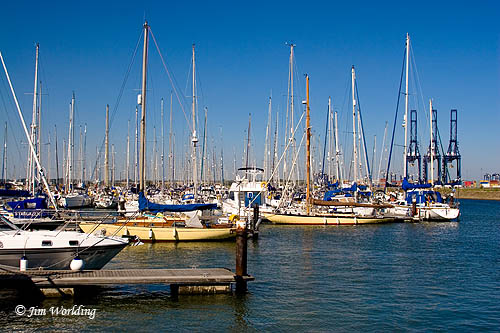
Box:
[264,213,395,225]
[79,223,236,242]
[0,243,127,270]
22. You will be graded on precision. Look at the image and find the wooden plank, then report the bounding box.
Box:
[0,268,254,288]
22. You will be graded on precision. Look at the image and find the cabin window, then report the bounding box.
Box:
[229,192,235,200]
[69,240,79,246]
[42,240,53,246]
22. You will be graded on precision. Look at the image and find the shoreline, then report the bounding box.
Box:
[438,188,500,201]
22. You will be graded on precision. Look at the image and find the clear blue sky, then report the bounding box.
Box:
[0,0,498,182]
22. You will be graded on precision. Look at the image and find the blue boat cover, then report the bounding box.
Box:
[405,190,443,204]
[402,177,432,191]
[138,192,217,213]
[7,197,47,210]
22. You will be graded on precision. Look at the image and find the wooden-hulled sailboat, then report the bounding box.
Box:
[79,22,235,241]
[265,75,395,225]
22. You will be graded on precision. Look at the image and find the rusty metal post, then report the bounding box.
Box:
[235,227,248,294]
[411,198,417,217]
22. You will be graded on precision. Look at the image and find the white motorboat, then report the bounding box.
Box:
[0,215,128,270]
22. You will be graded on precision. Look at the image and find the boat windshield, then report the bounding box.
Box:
[0,214,20,231]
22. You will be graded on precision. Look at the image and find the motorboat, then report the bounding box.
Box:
[0,214,128,270]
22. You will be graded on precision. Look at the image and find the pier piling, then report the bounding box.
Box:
[235,228,248,294]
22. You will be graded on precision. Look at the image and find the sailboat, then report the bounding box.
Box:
[383,34,459,221]
[265,75,395,225]
[79,22,236,241]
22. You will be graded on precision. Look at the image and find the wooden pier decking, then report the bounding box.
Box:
[0,268,254,296]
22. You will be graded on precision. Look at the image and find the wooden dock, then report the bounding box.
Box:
[0,268,254,296]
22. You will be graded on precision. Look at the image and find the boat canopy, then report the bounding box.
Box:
[402,177,432,191]
[138,192,217,213]
[405,190,443,205]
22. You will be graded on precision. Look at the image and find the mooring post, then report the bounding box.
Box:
[235,225,248,294]
[252,203,259,236]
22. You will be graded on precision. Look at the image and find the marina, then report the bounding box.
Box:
[0,1,498,331]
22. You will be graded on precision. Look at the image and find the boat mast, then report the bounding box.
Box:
[37,80,42,178]
[67,93,75,193]
[134,106,138,187]
[139,21,149,193]
[429,99,434,185]
[169,91,173,186]
[105,104,109,187]
[351,66,358,183]
[264,96,272,181]
[126,120,130,189]
[305,74,311,215]
[377,121,388,185]
[403,33,410,179]
[191,44,198,199]
[83,124,87,185]
[27,43,39,194]
[54,125,59,187]
[245,113,251,169]
[160,97,164,191]
[334,109,341,184]
[2,122,7,185]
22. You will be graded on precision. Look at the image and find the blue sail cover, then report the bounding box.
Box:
[138,192,217,213]
[402,178,432,191]
[7,197,47,210]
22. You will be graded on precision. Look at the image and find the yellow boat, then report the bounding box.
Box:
[264,213,395,225]
[79,215,236,242]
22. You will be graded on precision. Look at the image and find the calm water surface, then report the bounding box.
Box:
[1,199,499,331]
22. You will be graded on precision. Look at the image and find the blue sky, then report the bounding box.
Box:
[0,0,498,182]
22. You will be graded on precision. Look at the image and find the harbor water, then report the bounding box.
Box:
[1,199,499,331]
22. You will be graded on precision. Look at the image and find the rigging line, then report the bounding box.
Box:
[90,28,143,182]
[149,29,192,133]
[354,79,371,181]
[384,44,406,190]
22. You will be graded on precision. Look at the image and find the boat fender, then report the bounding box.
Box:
[20,256,28,271]
[149,228,153,239]
[70,255,85,271]
[261,182,267,189]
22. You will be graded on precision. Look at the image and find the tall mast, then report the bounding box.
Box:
[2,122,7,185]
[351,66,358,183]
[83,124,87,184]
[139,21,149,192]
[305,75,311,214]
[104,104,109,187]
[334,109,341,183]
[191,44,198,198]
[264,96,272,181]
[126,120,130,188]
[28,43,39,194]
[37,80,42,175]
[245,113,251,169]
[377,121,388,185]
[160,97,164,190]
[429,99,434,185]
[403,33,410,179]
[168,92,173,186]
[67,93,75,193]
[54,125,59,187]
[134,106,138,187]
[328,97,332,180]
